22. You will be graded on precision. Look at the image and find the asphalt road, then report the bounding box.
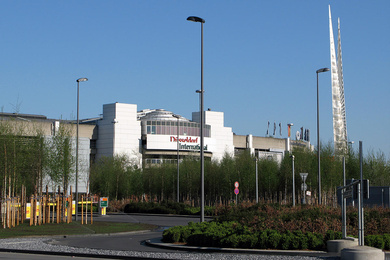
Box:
[52,213,207,252]
[93,212,209,227]
[0,213,346,260]
[0,213,206,260]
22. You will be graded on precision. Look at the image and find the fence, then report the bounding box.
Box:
[0,185,94,228]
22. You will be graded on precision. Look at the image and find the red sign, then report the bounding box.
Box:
[234,182,239,188]
[170,136,199,143]
[234,188,239,195]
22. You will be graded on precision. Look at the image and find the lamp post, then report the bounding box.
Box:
[359,141,364,246]
[287,123,293,152]
[76,77,88,221]
[187,15,205,222]
[254,157,258,204]
[316,67,329,205]
[173,114,180,202]
[290,155,295,206]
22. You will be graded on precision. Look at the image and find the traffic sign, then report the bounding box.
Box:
[100,197,108,208]
[234,188,239,195]
[300,173,308,182]
[344,189,353,199]
[234,182,239,188]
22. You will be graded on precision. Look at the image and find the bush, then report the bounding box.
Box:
[257,230,268,249]
[306,232,324,250]
[186,231,204,246]
[365,235,384,249]
[123,201,215,216]
[293,230,308,250]
[221,234,240,248]
[267,230,281,249]
[162,226,178,243]
[162,221,343,251]
[280,231,292,250]
[384,234,390,250]
[324,230,342,241]
[161,204,390,251]
[238,234,258,248]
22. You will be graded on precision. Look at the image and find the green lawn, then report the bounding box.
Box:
[0,221,156,239]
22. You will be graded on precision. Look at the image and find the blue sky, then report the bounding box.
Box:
[0,1,389,157]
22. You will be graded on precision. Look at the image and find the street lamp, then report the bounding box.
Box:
[287,123,293,152]
[290,155,295,206]
[76,77,88,221]
[254,157,259,203]
[172,114,180,203]
[187,15,205,222]
[316,67,329,205]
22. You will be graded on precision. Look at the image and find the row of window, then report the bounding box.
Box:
[145,158,183,164]
[143,121,211,137]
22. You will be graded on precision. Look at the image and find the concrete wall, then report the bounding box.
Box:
[97,103,142,166]
[192,110,234,161]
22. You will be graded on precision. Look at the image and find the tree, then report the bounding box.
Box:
[258,156,279,201]
[44,122,75,193]
[90,154,133,200]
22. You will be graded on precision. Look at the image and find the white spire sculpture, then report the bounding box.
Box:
[329,5,348,154]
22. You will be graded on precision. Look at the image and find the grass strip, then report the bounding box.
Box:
[0,221,156,239]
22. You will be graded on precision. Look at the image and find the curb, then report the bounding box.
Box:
[145,237,340,258]
[0,248,151,260]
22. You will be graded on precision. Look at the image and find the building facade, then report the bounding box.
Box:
[94,102,311,167]
[0,102,312,194]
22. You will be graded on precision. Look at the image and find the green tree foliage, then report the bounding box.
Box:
[3,115,389,204]
[45,122,75,191]
[179,158,199,203]
[88,144,390,205]
[364,150,390,186]
[235,150,255,200]
[90,154,142,200]
[217,153,236,202]
[258,156,279,199]
[0,120,45,196]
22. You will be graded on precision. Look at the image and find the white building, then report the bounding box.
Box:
[94,102,310,167]
[0,103,312,194]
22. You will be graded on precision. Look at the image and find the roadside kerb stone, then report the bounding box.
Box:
[145,237,339,258]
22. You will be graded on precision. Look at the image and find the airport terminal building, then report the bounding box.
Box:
[0,102,312,192]
[94,103,311,167]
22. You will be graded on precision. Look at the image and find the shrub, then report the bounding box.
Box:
[306,232,324,250]
[123,201,215,215]
[221,234,240,248]
[366,235,384,249]
[267,230,281,249]
[324,230,342,241]
[290,231,300,249]
[238,234,258,248]
[280,231,292,250]
[187,231,204,246]
[383,234,390,250]
[161,204,390,251]
[162,226,179,243]
[257,230,268,249]
[293,230,308,250]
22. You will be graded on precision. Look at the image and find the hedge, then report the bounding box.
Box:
[162,221,339,251]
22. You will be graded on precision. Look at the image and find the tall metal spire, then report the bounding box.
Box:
[329,5,348,154]
[337,18,348,152]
